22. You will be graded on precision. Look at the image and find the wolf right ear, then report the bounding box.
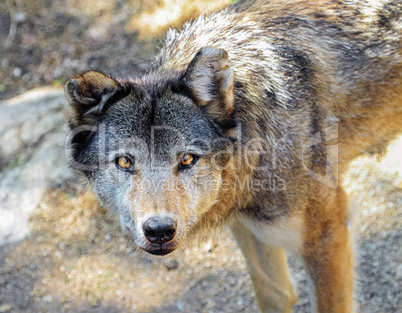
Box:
[65,71,129,127]
[180,47,235,121]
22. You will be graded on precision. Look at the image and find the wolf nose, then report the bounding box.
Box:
[142,217,177,244]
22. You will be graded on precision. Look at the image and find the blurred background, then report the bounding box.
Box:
[0,0,231,101]
[0,1,401,312]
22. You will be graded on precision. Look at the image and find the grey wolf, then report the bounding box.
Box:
[64,0,402,312]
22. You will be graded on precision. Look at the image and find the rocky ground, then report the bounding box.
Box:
[0,1,401,312]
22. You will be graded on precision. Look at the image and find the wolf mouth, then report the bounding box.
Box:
[141,246,177,256]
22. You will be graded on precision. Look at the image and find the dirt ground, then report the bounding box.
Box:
[0,1,401,312]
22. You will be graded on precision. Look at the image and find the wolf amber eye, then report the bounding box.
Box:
[180,154,197,168]
[116,156,132,171]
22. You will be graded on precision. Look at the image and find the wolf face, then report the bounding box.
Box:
[65,48,238,255]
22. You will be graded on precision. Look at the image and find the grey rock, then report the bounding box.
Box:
[0,87,75,245]
[0,87,66,165]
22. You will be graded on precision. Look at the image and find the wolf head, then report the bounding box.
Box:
[65,47,238,255]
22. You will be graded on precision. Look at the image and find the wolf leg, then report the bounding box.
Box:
[302,187,355,313]
[231,221,298,313]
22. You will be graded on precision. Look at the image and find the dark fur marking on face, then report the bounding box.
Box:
[69,129,99,175]
[149,96,157,126]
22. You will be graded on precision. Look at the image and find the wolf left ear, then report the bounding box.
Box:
[65,71,129,127]
[180,47,235,120]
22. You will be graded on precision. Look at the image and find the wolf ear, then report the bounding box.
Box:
[181,47,235,120]
[65,71,128,127]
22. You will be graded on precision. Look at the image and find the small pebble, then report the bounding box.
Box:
[165,259,179,271]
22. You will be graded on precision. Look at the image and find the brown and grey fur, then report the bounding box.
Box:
[65,1,402,312]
